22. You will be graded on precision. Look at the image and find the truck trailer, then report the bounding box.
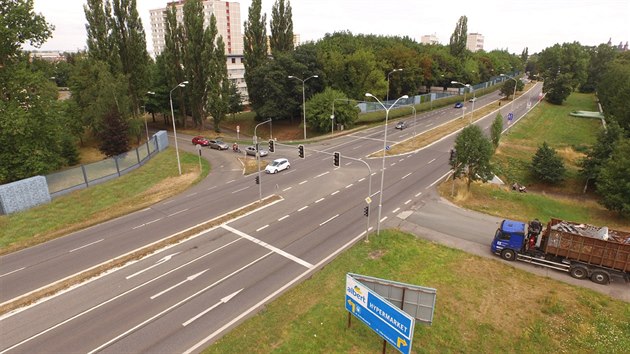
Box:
[491,218,630,285]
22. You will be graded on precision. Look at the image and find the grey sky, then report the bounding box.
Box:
[28,0,630,54]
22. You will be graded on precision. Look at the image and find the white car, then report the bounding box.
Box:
[468,97,477,102]
[265,158,290,174]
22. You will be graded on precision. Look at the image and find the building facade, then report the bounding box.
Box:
[420,34,439,45]
[466,33,484,52]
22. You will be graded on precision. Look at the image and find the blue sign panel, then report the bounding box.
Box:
[345,274,415,354]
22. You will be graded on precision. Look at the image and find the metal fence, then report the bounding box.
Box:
[46,135,160,198]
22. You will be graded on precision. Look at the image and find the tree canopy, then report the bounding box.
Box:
[452,125,494,191]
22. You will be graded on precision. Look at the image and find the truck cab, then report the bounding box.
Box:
[491,219,527,261]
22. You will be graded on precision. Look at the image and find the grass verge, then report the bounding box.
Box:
[205,230,630,353]
[0,148,208,254]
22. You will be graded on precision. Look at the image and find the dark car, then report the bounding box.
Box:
[395,121,408,130]
[192,136,210,146]
[208,139,229,150]
[454,102,464,108]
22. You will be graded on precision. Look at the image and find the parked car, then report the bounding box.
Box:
[265,158,290,174]
[245,145,268,157]
[208,139,229,150]
[468,97,477,102]
[192,136,210,146]
[454,102,464,108]
[395,121,408,130]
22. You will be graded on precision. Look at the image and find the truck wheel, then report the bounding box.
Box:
[590,270,610,285]
[501,249,516,261]
[569,266,588,280]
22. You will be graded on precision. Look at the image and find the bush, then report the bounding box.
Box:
[531,142,566,184]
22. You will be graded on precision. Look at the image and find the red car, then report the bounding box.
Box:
[192,136,210,146]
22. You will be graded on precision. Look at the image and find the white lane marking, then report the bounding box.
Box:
[186,192,197,197]
[127,253,180,280]
[404,200,412,205]
[298,206,308,212]
[331,190,340,196]
[0,267,25,278]
[391,163,396,166]
[132,224,145,230]
[162,200,175,205]
[90,251,272,354]
[69,239,104,253]
[392,208,400,213]
[232,186,250,194]
[150,269,209,300]
[415,192,423,197]
[371,190,380,197]
[315,171,330,178]
[427,158,436,164]
[256,225,269,232]
[399,158,405,162]
[299,180,308,185]
[400,134,408,138]
[278,215,290,221]
[345,162,351,166]
[168,209,188,217]
[320,214,340,226]
[345,183,354,189]
[207,186,217,191]
[425,123,434,127]
[402,172,412,179]
[222,225,313,268]
[315,198,325,203]
[358,178,365,182]
[182,289,243,326]
[380,216,388,223]
[225,179,236,184]
[145,218,162,225]
[428,170,453,189]
[352,145,362,150]
[371,172,377,176]
[321,157,329,161]
[283,187,292,191]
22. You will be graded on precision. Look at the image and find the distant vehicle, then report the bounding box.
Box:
[454,102,464,108]
[395,121,408,130]
[208,139,229,150]
[265,158,290,174]
[246,145,268,157]
[192,136,210,146]
[468,97,477,102]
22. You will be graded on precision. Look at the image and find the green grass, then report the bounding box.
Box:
[205,230,630,353]
[0,148,209,254]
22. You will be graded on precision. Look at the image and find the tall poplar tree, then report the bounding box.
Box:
[163,4,187,127]
[84,0,117,70]
[270,0,294,54]
[449,15,468,58]
[206,16,230,133]
[243,0,268,112]
[182,0,207,127]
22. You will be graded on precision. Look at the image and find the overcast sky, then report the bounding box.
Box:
[27,0,630,55]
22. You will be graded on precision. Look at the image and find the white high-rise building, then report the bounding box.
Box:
[466,33,484,52]
[149,0,243,56]
[420,33,439,45]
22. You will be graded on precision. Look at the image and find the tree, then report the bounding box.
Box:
[269,0,294,54]
[538,42,589,104]
[84,0,116,70]
[543,70,573,105]
[452,125,494,191]
[597,53,630,132]
[449,16,468,59]
[182,0,208,127]
[520,47,528,64]
[0,0,53,67]
[243,0,268,111]
[98,108,129,156]
[227,80,243,119]
[162,4,187,127]
[531,142,566,184]
[305,88,359,133]
[596,140,630,216]
[490,113,503,150]
[500,79,524,98]
[580,121,624,191]
[206,17,230,132]
[581,43,617,93]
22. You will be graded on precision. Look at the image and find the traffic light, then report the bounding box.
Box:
[298,145,304,159]
[363,206,369,217]
[268,139,275,153]
[333,152,340,167]
[255,175,260,184]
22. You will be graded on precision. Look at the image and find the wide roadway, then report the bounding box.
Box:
[0,84,544,353]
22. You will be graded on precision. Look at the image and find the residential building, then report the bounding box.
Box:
[466,33,484,52]
[226,54,248,104]
[420,34,439,45]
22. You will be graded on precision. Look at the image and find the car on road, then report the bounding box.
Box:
[245,145,269,157]
[265,158,290,174]
[454,102,464,108]
[395,121,408,130]
[208,139,229,150]
[468,97,477,102]
[192,136,210,146]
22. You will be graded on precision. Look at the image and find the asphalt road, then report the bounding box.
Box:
[2,83,625,353]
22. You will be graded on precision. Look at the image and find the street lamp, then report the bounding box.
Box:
[144,91,156,142]
[365,92,409,235]
[386,68,403,103]
[500,73,518,120]
[451,81,471,123]
[169,81,188,175]
[288,75,318,140]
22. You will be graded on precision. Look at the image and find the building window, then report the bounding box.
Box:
[231,58,236,63]
[240,58,244,63]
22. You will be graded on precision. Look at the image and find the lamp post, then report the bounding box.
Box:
[500,73,518,120]
[145,91,156,142]
[386,68,403,103]
[169,81,188,175]
[254,119,272,202]
[288,75,318,141]
[451,81,471,123]
[365,92,409,235]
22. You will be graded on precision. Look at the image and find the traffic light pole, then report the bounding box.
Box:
[254,119,272,202]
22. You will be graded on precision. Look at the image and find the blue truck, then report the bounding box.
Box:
[491,218,630,285]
